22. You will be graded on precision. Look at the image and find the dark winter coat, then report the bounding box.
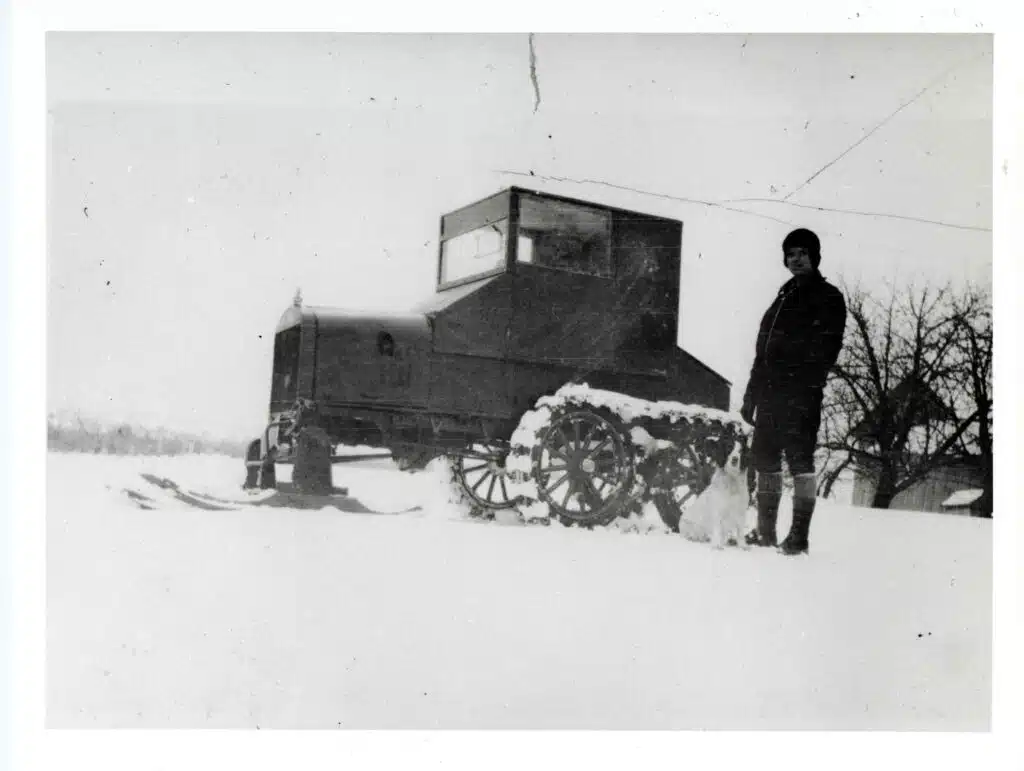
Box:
[743,271,847,412]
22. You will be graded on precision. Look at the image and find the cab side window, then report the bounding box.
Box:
[516,196,612,277]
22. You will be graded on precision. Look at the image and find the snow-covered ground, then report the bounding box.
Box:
[46,450,991,730]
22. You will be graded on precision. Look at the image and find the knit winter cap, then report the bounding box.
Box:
[782,228,821,269]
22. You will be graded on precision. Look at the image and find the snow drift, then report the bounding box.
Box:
[46,450,991,730]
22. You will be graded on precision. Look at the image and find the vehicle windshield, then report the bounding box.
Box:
[439,219,508,286]
[516,195,613,277]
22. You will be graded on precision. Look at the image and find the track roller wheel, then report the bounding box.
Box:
[450,442,518,516]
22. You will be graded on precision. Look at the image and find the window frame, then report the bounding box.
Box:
[512,192,615,279]
[436,218,511,290]
[436,190,515,292]
[434,187,638,291]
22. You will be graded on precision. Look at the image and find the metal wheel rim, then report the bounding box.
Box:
[534,410,632,525]
[456,443,517,510]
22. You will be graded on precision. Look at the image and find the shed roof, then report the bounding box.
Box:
[941,489,985,508]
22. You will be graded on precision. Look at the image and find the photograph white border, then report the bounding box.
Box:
[10,1,1021,769]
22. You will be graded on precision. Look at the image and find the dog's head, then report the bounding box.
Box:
[710,437,749,479]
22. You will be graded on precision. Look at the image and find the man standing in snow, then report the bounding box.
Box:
[740,228,847,555]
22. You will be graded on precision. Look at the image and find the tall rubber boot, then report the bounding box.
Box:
[779,499,814,555]
[780,474,816,555]
[745,471,782,547]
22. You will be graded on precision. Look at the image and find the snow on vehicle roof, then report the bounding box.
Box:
[941,489,985,507]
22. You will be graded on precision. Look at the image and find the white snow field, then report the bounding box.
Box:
[46,450,991,730]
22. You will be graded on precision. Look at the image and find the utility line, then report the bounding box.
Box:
[492,167,992,279]
[493,169,799,228]
[494,168,990,234]
[717,198,990,233]
[781,50,991,203]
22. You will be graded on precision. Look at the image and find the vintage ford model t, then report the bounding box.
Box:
[245,187,748,529]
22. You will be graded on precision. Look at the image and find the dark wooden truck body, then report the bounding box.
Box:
[258,187,730,461]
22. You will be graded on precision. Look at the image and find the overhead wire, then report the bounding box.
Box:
[496,47,992,237]
[492,169,800,228]
[492,169,990,237]
[779,49,992,203]
[715,198,990,233]
[491,168,990,284]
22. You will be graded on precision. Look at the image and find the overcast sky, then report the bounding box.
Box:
[45,32,992,440]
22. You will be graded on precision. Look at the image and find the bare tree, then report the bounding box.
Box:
[818,281,992,510]
[946,287,993,515]
[816,444,853,500]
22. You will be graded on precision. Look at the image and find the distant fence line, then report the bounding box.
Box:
[47,419,248,458]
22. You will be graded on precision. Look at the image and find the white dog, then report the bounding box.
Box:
[678,440,751,550]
